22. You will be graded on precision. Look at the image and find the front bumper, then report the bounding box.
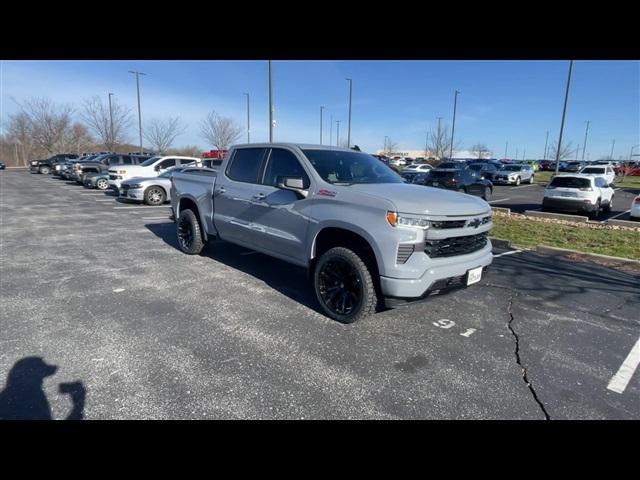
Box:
[542,197,597,213]
[120,187,144,201]
[379,241,493,300]
[493,176,519,184]
[629,204,640,219]
[108,178,122,189]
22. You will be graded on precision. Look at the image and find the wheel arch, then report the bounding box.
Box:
[177,195,208,241]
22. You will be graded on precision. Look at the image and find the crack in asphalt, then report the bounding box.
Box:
[506,293,551,420]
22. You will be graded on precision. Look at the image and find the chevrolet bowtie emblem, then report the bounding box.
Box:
[467,218,481,228]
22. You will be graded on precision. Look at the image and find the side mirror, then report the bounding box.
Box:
[277,176,308,197]
[155,165,161,171]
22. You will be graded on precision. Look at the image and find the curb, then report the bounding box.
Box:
[524,210,588,223]
[535,245,640,266]
[491,206,511,215]
[489,237,512,249]
[608,219,640,228]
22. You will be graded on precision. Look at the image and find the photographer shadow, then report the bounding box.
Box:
[0,356,86,420]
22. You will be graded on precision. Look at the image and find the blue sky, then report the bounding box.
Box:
[1,60,638,159]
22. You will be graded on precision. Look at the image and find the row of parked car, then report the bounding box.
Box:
[31,152,222,205]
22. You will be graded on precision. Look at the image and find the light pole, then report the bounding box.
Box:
[384,135,389,156]
[243,92,250,143]
[320,106,325,145]
[108,92,115,149]
[581,121,590,161]
[610,139,616,160]
[630,144,640,161]
[336,120,341,147]
[128,70,147,154]
[504,141,508,160]
[329,114,333,146]
[449,90,460,161]
[516,147,519,160]
[543,131,549,159]
[268,60,274,143]
[554,60,574,175]
[346,78,353,148]
[575,144,580,161]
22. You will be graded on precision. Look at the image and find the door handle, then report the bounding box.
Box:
[216,186,226,194]
[252,193,266,200]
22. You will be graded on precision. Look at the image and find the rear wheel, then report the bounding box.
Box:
[528,174,534,184]
[603,195,613,213]
[144,186,166,206]
[96,178,109,190]
[314,247,377,324]
[176,209,205,255]
[39,166,50,175]
[514,176,521,186]
[589,200,602,220]
[483,186,492,201]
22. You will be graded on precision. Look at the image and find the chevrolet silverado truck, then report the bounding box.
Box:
[170,144,493,323]
[31,154,79,174]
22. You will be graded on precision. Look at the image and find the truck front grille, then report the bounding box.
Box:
[424,232,488,258]
[430,220,467,229]
[109,174,118,180]
[396,244,415,264]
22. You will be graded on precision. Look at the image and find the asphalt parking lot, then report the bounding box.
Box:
[489,181,639,221]
[1,170,638,419]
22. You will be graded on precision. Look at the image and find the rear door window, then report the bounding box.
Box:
[157,158,177,170]
[226,148,267,183]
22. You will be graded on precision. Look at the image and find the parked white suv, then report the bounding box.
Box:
[578,165,615,186]
[403,163,433,172]
[108,156,202,190]
[542,174,614,218]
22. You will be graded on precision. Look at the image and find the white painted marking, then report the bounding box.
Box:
[80,192,109,195]
[113,288,125,293]
[608,209,631,220]
[607,336,640,394]
[460,328,477,337]
[433,319,455,329]
[493,250,523,258]
[142,217,171,221]
[95,199,116,202]
[113,206,170,209]
[489,198,511,204]
[511,184,538,189]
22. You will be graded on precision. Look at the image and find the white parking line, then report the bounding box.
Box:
[142,217,171,220]
[608,209,631,220]
[113,205,171,209]
[511,184,539,189]
[95,199,116,202]
[607,336,640,394]
[489,198,511,204]
[493,250,522,258]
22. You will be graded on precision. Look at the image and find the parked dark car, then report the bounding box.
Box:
[468,162,501,181]
[30,154,79,174]
[75,153,152,184]
[0,161,6,170]
[564,161,586,172]
[401,171,430,184]
[424,166,493,200]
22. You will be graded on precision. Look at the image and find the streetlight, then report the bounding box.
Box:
[504,141,508,160]
[346,78,353,148]
[610,139,616,160]
[449,90,460,161]
[128,70,147,154]
[268,60,274,143]
[320,106,325,145]
[108,92,115,149]
[543,131,549,160]
[329,114,333,146]
[336,120,341,147]
[554,60,574,175]
[581,121,590,161]
[242,93,250,143]
[630,144,640,161]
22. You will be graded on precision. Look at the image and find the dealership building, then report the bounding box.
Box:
[376,149,493,160]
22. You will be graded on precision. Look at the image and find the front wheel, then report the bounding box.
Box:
[96,178,109,190]
[144,186,166,206]
[39,166,50,175]
[176,209,205,255]
[514,176,521,186]
[603,196,613,213]
[483,186,492,201]
[589,200,602,220]
[313,247,377,324]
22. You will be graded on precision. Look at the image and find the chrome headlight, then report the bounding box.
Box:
[128,184,142,189]
[387,211,430,229]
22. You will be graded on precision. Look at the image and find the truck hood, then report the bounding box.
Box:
[346,183,490,217]
[110,165,150,175]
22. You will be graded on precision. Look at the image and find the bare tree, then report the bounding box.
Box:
[471,143,490,160]
[166,145,203,157]
[5,111,34,165]
[80,96,132,151]
[548,140,574,161]
[427,122,461,160]
[62,123,95,155]
[13,97,75,154]
[143,117,187,154]
[199,111,243,151]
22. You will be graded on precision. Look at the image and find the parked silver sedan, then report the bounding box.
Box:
[119,166,191,206]
[492,164,535,185]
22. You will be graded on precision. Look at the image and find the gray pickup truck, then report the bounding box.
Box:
[170,143,493,323]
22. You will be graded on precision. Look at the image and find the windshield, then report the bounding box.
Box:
[549,177,591,188]
[581,167,605,174]
[158,167,183,178]
[302,150,403,185]
[468,164,483,171]
[140,156,162,167]
[501,165,522,171]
